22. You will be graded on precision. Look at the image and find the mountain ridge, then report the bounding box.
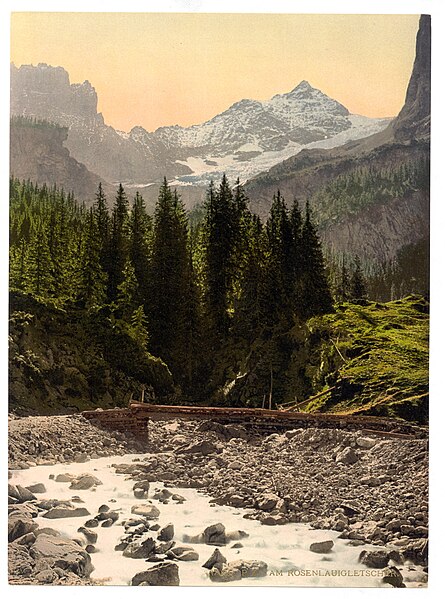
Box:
[10,64,389,187]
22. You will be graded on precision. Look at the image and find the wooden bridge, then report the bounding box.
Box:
[81,402,426,441]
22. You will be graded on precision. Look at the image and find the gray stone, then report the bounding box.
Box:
[77,527,98,544]
[230,559,268,578]
[8,514,38,542]
[166,546,199,561]
[84,518,99,528]
[69,474,102,490]
[203,522,226,546]
[382,566,404,587]
[356,437,377,449]
[134,488,148,499]
[26,483,47,494]
[55,473,76,483]
[30,533,93,576]
[359,550,390,569]
[131,562,180,586]
[43,506,90,519]
[179,440,219,455]
[16,485,36,502]
[310,540,334,554]
[123,537,156,559]
[35,568,58,583]
[209,565,242,583]
[256,492,280,512]
[101,518,113,527]
[158,523,174,542]
[336,447,359,465]
[202,548,227,570]
[98,504,109,513]
[14,532,36,547]
[131,504,160,519]
[226,530,249,541]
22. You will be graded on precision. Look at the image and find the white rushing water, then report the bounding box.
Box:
[10,454,410,587]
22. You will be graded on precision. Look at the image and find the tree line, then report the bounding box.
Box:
[9,175,338,400]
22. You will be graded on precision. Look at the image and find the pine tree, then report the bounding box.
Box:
[350,255,367,301]
[264,191,294,324]
[129,192,152,308]
[107,184,129,302]
[203,175,237,343]
[77,208,107,310]
[148,180,195,384]
[297,201,333,318]
[26,225,55,298]
[336,255,351,302]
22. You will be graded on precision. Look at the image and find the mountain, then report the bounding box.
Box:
[10,63,388,190]
[245,15,430,266]
[9,116,112,204]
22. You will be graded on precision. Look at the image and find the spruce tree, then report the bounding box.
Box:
[129,192,152,308]
[203,175,237,343]
[297,201,333,318]
[77,208,107,310]
[107,184,129,302]
[350,255,367,301]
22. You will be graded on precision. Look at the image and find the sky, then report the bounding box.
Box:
[11,12,419,134]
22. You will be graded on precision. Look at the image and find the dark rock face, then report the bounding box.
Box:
[392,15,430,142]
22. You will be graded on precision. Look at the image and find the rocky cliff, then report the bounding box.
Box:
[10,118,111,205]
[245,15,430,266]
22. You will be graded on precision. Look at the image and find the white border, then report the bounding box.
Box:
[1,2,443,599]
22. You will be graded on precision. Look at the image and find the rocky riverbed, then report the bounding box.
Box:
[8,414,428,587]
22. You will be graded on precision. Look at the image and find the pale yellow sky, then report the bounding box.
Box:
[10,13,419,132]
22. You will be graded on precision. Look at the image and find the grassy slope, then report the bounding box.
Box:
[303,295,429,422]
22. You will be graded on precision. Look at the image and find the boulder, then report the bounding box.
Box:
[336,447,359,465]
[202,548,227,570]
[179,440,219,455]
[203,523,226,546]
[43,506,90,519]
[15,485,36,502]
[382,566,404,588]
[359,550,390,569]
[166,546,199,561]
[309,540,334,554]
[134,488,148,499]
[225,530,249,541]
[153,489,173,501]
[158,523,174,542]
[69,475,102,490]
[356,437,377,449]
[123,537,156,559]
[209,565,242,583]
[26,483,47,494]
[98,504,109,513]
[131,562,180,586]
[30,533,93,577]
[131,504,161,519]
[229,559,268,578]
[35,568,58,583]
[84,518,99,528]
[8,514,38,542]
[8,544,34,577]
[256,493,280,512]
[14,531,36,547]
[55,473,76,483]
[77,527,98,544]
[101,518,113,527]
